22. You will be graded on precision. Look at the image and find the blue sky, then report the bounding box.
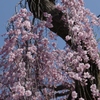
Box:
[0,0,100,48]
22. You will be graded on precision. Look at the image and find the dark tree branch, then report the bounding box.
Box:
[27,0,71,44]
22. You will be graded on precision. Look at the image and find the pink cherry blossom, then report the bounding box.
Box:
[66,35,71,41]
[79,97,84,100]
[25,90,32,96]
[72,91,77,99]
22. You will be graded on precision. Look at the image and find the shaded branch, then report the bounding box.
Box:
[27,0,71,44]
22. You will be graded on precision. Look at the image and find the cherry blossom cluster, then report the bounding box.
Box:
[56,0,100,99]
[0,0,100,99]
[90,84,100,98]
[0,8,37,99]
[0,8,71,99]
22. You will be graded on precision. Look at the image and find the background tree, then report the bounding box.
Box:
[0,0,100,100]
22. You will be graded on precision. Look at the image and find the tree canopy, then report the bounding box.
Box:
[0,0,100,100]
